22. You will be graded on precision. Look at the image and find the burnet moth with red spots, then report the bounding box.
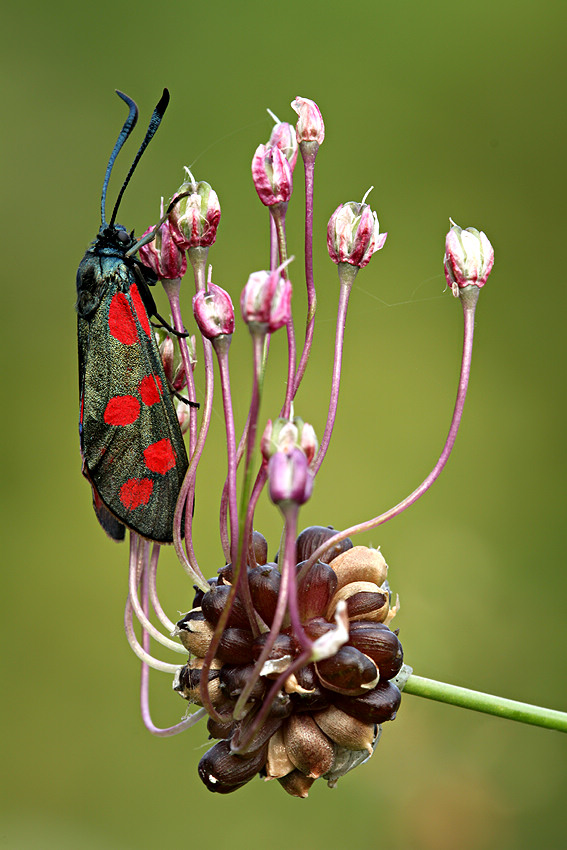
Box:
[76,89,196,544]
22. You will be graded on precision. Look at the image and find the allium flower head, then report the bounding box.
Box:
[176,533,403,796]
[444,219,494,292]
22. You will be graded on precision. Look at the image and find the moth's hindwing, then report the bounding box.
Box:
[79,259,188,543]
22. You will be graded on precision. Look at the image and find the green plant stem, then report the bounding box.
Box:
[404,674,567,733]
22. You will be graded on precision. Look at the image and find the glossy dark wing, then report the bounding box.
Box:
[79,268,188,543]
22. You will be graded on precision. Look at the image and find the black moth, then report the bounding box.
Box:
[76,88,194,544]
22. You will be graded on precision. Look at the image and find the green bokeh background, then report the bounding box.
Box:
[2,1,566,848]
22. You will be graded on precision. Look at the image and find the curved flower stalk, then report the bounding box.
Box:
[84,95,567,800]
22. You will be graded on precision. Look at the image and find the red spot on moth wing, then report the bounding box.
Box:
[120,478,153,510]
[138,374,163,406]
[109,292,138,345]
[143,438,177,474]
[104,395,141,425]
[130,284,152,338]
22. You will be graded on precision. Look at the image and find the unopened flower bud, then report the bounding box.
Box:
[251,144,293,206]
[267,116,298,171]
[327,197,387,269]
[169,173,221,249]
[444,219,494,293]
[139,212,187,280]
[240,266,292,334]
[298,420,318,465]
[193,281,235,340]
[268,447,313,507]
[261,416,316,462]
[158,334,175,384]
[291,96,325,145]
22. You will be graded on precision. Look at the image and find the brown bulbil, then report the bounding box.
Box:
[303,617,335,641]
[231,712,284,755]
[201,583,251,629]
[251,530,268,566]
[283,713,334,778]
[295,525,353,564]
[251,632,295,664]
[216,627,255,665]
[198,739,269,794]
[191,577,219,609]
[175,657,223,705]
[175,608,214,656]
[297,560,338,621]
[277,769,315,798]
[347,621,403,679]
[328,545,388,590]
[265,727,295,780]
[219,664,267,701]
[326,581,389,622]
[315,645,379,695]
[207,703,236,739]
[248,564,281,626]
[313,705,376,754]
[333,680,402,725]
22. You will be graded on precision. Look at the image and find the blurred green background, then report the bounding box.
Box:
[2,0,566,847]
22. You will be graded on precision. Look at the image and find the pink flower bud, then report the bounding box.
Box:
[158,334,175,384]
[327,199,387,269]
[268,120,298,172]
[251,144,293,206]
[260,420,273,463]
[298,420,318,466]
[268,447,313,506]
[240,267,292,333]
[291,96,325,145]
[261,417,318,467]
[176,397,191,433]
[169,175,221,249]
[444,220,494,291]
[193,283,235,340]
[139,218,187,280]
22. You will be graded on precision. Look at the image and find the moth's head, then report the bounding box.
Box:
[96,223,135,251]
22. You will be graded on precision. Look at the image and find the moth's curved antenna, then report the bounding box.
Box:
[100,91,139,227]
[109,88,170,228]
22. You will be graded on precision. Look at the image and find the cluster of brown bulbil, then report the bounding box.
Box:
[174,526,403,796]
